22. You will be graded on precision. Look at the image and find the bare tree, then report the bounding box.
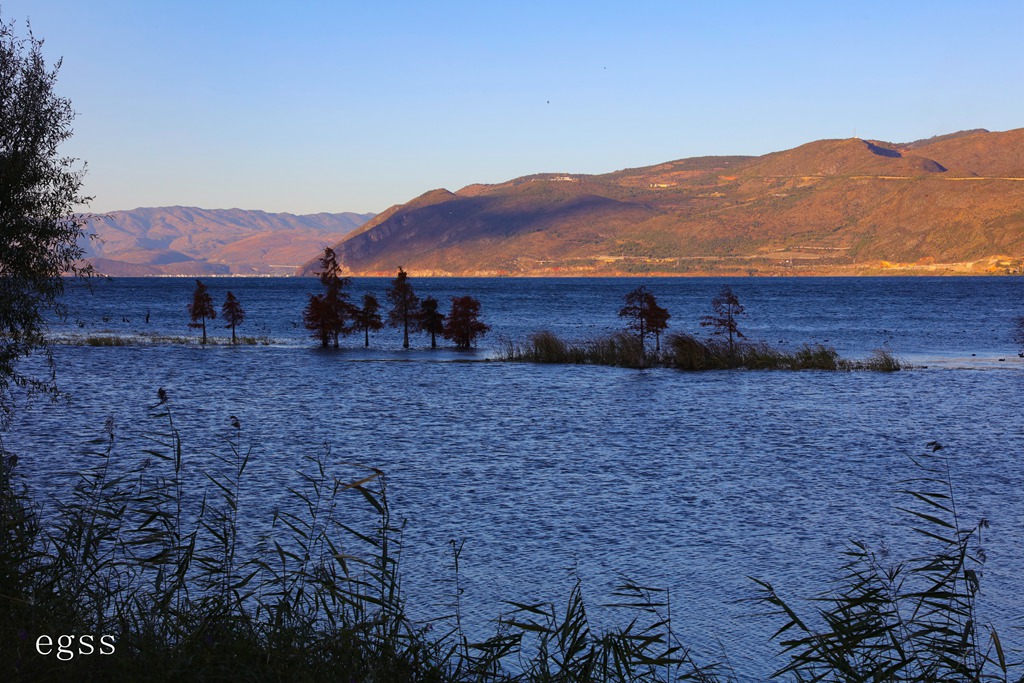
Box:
[700,284,745,356]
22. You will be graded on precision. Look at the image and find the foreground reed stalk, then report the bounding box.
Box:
[0,400,1013,681]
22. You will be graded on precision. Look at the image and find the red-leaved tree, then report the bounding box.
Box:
[618,285,670,353]
[221,291,245,344]
[443,296,489,349]
[352,293,384,348]
[419,296,445,349]
[303,247,352,348]
[188,279,216,344]
[386,267,420,349]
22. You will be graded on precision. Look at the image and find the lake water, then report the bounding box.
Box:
[5,276,1024,678]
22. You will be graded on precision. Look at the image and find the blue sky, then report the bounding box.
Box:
[7,1,1024,214]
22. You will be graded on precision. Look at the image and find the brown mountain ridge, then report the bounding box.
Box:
[84,207,374,276]
[301,128,1024,276]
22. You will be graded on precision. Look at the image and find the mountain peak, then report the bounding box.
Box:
[298,128,1024,277]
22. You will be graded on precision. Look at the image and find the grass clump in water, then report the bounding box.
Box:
[504,330,903,372]
[853,347,903,371]
[502,330,574,363]
[82,335,131,346]
[501,330,648,368]
[788,343,849,370]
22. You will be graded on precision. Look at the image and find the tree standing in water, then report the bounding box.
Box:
[701,284,745,357]
[419,296,445,349]
[647,296,671,353]
[303,247,352,348]
[352,293,384,348]
[618,285,670,353]
[443,296,489,349]
[221,291,245,344]
[386,267,420,349]
[188,279,216,344]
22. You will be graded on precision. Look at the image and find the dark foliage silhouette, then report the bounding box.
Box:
[188,280,216,344]
[386,267,420,349]
[303,247,352,348]
[618,285,671,357]
[419,296,445,349]
[443,296,489,349]
[221,291,245,344]
[0,14,92,423]
[352,293,384,348]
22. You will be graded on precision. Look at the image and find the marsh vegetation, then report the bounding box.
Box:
[1,409,1013,681]
[500,329,903,372]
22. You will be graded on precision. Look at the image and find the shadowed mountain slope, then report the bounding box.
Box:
[304,128,1022,276]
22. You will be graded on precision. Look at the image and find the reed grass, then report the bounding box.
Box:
[502,330,904,372]
[82,335,132,346]
[2,405,1009,681]
[788,343,849,371]
[501,330,647,368]
[852,347,904,372]
[754,442,1008,681]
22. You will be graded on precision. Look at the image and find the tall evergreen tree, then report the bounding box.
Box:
[221,291,245,344]
[419,296,445,349]
[188,279,216,344]
[352,293,384,348]
[303,247,352,348]
[386,267,420,349]
[443,296,489,349]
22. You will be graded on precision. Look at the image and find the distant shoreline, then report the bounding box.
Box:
[79,267,1023,278]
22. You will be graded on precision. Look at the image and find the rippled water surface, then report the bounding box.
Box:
[6,276,1024,678]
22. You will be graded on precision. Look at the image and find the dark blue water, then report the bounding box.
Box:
[51,276,1024,364]
[6,276,1024,678]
